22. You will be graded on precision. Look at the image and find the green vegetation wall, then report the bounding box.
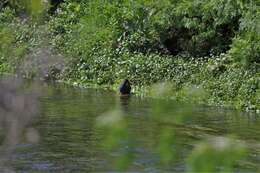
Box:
[49,0,259,63]
[47,0,259,110]
[0,0,259,110]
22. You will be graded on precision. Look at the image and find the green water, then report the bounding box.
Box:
[3,84,260,172]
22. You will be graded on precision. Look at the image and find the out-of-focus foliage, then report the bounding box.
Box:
[96,109,134,171]
[187,137,247,172]
[0,0,48,18]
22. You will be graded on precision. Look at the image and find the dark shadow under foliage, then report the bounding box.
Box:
[48,0,64,14]
[162,15,241,57]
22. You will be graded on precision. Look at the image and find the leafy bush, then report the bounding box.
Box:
[50,0,258,63]
[228,3,260,66]
[0,7,40,73]
[229,34,260,67]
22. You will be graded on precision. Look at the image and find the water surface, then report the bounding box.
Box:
[1,84,260,172]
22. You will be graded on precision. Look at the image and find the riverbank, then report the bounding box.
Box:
[63,55,259,112]
[0,1,259,112]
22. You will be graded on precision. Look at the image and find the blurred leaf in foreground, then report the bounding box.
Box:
[96,109,133,171]
[187,136,247,173]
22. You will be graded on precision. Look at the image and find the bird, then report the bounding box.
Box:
[119,79,131,95]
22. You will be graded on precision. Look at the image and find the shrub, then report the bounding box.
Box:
[229,2,260,66]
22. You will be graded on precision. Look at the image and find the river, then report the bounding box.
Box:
[0,83,259,172]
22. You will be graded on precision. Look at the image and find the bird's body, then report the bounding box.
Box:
[119,79,131,95]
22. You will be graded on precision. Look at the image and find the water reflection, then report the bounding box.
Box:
[119,95,131,112]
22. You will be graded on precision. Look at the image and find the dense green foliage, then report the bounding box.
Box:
[46,0,259,110]
[0,8,28,73]
[0,0,259,111]
[0,6,48,74]
[49,0,259,61]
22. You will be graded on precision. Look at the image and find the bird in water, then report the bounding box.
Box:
[119,79,131,95]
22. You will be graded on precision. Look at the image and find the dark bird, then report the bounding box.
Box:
[119,79,131,95]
